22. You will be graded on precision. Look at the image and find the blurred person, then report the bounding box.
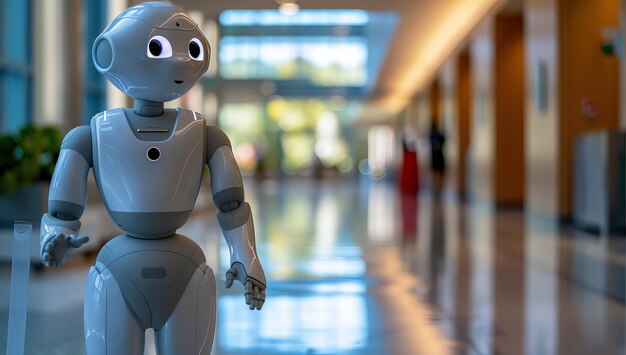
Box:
[399,137,419,195]
[399,136,419,270]
[429,121,446,197]
[254,140,268,180]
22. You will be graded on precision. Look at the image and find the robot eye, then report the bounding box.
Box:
[188,38,204,61]
[147,36,172,58]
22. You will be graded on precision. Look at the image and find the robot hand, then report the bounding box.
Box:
[41,233,90,268]
[225,262,266,310]
[40,213,89,268]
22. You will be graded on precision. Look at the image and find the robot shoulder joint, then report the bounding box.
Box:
[205,125,232,162]
[62,125,92,167]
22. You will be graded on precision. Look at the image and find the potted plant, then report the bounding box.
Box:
[0,125,62,227]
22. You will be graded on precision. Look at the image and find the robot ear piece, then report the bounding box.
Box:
[93,37,113,72]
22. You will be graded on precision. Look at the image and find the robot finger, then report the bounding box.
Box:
[42,253,52,262]
[65,235,74,247]
[69,236,90,248]
[244,282,254,305]
[252,286,261,310]
[43,243,54,252]
[253,285,260,300]
[256,288,266,310]
[225,271,235,288]
[49,236,60,248]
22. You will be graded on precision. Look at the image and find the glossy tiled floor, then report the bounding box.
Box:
[0,178,624,354]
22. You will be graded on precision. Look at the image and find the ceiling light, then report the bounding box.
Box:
[279,3,300,16]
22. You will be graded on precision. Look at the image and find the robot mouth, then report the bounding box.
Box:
[174,80,184,84]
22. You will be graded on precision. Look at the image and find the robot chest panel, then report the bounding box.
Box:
[94,109,205,213]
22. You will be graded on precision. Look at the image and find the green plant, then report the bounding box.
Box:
[0,125,62,194]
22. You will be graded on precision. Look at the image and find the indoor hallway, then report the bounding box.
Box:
[1,178,624,355]
[1,1,625,354]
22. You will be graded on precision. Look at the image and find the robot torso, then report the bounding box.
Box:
[91,108,205,238]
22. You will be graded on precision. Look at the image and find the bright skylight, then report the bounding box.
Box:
[219,10,370,27]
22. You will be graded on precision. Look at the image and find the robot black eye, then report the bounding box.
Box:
[188,38,204,61]
[146,36,172,58]
[149,39,162,56]
[189,41,200,58]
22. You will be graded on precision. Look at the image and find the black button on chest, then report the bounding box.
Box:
[147,147,161,161]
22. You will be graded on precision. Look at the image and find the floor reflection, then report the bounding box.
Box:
[0,178,624,354]
[214,179,451,354]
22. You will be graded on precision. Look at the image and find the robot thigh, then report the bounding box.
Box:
[155,265,216,355]
[84,266,145,355]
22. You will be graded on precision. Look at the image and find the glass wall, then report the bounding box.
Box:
[0,0,32,133]
[218,9,377,176]
[219,97,361,175]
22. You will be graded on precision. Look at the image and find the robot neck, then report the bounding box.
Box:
[134,99,164,117]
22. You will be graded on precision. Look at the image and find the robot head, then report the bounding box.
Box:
[92,2,210,102]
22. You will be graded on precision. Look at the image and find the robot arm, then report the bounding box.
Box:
[206,125,266,310]
[40,126,92,267]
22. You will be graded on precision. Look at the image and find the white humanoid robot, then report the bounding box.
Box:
[39,2,266,354]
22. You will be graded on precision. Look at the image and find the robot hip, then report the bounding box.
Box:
[92,234,208,330]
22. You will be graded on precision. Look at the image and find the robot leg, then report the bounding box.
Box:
[84,266,145,355]
[155,264,216,355]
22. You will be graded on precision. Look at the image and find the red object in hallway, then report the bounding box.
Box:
[399,141,419,195]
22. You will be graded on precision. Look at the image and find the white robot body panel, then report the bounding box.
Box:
[92,108,204,238]
[93,107,204,212]
[94,234,206,331]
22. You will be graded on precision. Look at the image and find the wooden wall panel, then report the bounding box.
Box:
[495,15,525,205]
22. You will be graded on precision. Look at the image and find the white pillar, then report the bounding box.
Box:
[33,0,67,127]
[106,0,129,109]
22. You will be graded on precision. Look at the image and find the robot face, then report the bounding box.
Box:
[92,2,210,102]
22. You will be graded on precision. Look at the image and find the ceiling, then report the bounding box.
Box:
[174,0,503,117]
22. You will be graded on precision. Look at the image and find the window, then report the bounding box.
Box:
[0,0,32,133]
[83,0,108,121]
[219,10,369,87]
[220,36,368,86]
